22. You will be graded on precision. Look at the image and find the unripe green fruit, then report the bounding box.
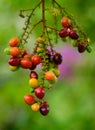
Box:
[86,45,92,53]
[4,47,10,55]
[48,76,57,84]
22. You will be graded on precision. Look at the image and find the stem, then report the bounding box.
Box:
[42,0,45,37]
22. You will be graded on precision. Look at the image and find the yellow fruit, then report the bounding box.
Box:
[9,65,19,71]
[36,37,44,43]
[29,78,38,88]
[31,103,40,112]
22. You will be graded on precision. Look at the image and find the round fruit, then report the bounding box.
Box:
[10,47,20,57]
[4,47,10,55]
[30,71,38,79]
[31,103,40,112]
[34,86,45,99]
[53,53,62,65]
[40,102,49,116]
[45,71,55,81]
[20,58,32,69]
[29,78,38,88]
[36,37,44,43]
[31,55,41,66]
[30,63,36,70]
[8,57,20,66]
[61,16,71,28]
[24,94,35,105]
[9,65,19,71]
[9,37,19,47]
[59,28,69,38]
[69,29,79,40]
[77,42,87,53]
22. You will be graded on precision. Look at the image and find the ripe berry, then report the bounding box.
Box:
[24,94,35,105]
[29,78,38,88]
[53,53,62,65]
[9,37,19,47]
[8,57,20,66]
[45,71,55,81]
[69,29,79,40]
[10,47,20,57]
[77,42,87,53]
[20,58,32,69]
[59,28,69,38]
[61,16,71,28]
[31,55,41,66]
[34,86,45,99]
[31,103,40,112]
[30,71,38,79]
[40,102,49,116]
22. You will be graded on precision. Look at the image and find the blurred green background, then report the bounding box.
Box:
[0,0,95,130]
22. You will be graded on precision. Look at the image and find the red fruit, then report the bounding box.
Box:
[20,58,32,69]
[30,71,38,79]
[30,63,37,70]
[61,16,71,28]
[10,47,20,57]
[34,86,45,99]
[24,94,35,105]
[8,57,20,66]
[69,29,79,40]
[9,37,19,47]
[77,42,87,53]
[59,28,69,38]
[31,55,41,66]
[40,101,49,116]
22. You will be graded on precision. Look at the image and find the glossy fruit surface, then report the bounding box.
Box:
[9,37,19,47]
[69,29,79,40]
[53,53,62,65]
[31,103,40,112]
[77,42,87,53]
[59,29,69,38]
[20,58,32,69]
[31,55,41,65]
[10,47,20,57]
[34,86,45,99]
[30,71,38,79]
[45,71,55,81]
[24,94,35,105]
[61,16,71,27]
[29,78,38,88]
[40,102,49,116]
[8,57,20,66]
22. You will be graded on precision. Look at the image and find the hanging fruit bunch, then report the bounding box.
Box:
[4,0,91,116]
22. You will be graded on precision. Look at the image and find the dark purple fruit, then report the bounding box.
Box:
[77,42,87,53]
[59,28,69,38]
[69,29,79,40]
[53,53,62,65]
[40,102,49,116]
[30,71,38,79]
[8,57,20,66]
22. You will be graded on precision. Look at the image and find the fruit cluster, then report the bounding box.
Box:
[4,0,91,116]
[59,16,91,53]
[4,36,62,116]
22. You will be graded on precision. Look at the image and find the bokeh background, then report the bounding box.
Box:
[0,0,95,130]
